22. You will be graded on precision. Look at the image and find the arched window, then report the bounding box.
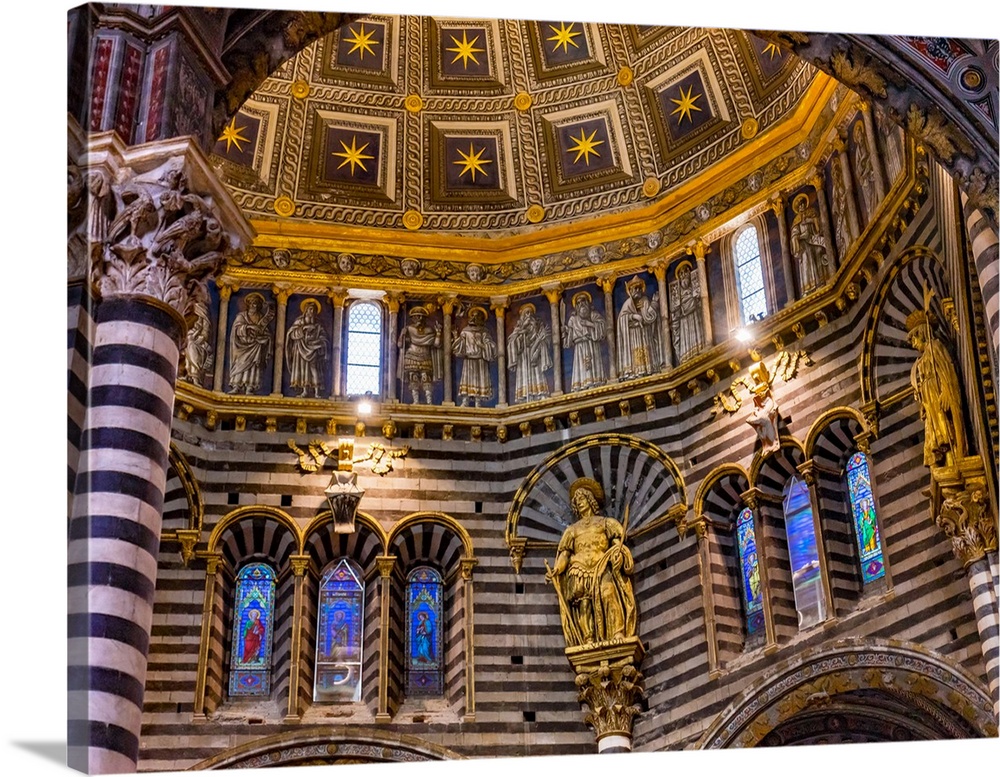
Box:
[314,558,365,703]
[735,507,765,640]
[229,562,276,697]
[406,566,443,697]
[734,224,768,323]
[345,301,383,397]
[782,477,826,630]
[845,452,886,585]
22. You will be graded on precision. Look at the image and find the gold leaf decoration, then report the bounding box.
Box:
[830,50,887,98]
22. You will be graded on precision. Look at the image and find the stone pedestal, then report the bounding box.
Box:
[565,637,646,753]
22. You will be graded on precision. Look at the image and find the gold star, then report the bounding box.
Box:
[446,30,484,69]
[762,42,781,60]
[345,23,380,60]
[332,136,375,176]
[547,22,581,54]
[670,84,703,125]
[453,144,493,182]
[218,116,250,153]
[566,127,604,166]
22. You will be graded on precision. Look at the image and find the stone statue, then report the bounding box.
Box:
[853,121,877,222]
[545,478,637,648]
[669,262,705,362]
[452,306,497,407]
[508,303,552,403]
[876,108,904,185]
[906,287,967,468]
[228,292,274,394]
[616,276,662,380]
[789,193,827,294]
[397,305,442,404]
[285,298,328,397]
[183,300,214,388]
[563,291,607,391]
[746,360,780,455]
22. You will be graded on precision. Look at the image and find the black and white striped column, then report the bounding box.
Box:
[68,294,185,774]
[962,196,998,376]
[967,556,999,716]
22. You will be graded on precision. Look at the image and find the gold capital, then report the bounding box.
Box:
[290,555,311,577]
[376,555,397,579]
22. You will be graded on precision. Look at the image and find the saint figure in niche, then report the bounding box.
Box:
[453,306,497,407]
[397,306,443,404]
[508,303,552,403]
[228,292,274,394]
[285,298,328,397]
[616,276,662,379]
[563,291,607,391]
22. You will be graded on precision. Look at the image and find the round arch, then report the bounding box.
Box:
[302,509,389,555]
[697,638,996,749]
[189,726,466,769]
[748,434,806,489]
[694,463,752,520]
[387,510,475,562]
[804,406,868,461]
[207,505,303,556]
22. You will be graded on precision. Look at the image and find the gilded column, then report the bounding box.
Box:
[386,293,403,402]
[460,558,478,721]
[271,285,290,396]
[441,295,456,405]
[860,102,888,201]
[771,196,797,303]
[375,555,396,723]
[810,170,838,274]
[543,284,564,395]
[834,135,861,240]
[212,282,233,392]
[491,297,508,407]
[650,261,674,368]
[67,136,252,774]
[192,553,226,719]
[798,460,837,623]
[329,288,348,398]
[284,555,311,721]
[596,274,618,381]
[741,488,777,652]
[688,239,714,346]
[683,515,718,676]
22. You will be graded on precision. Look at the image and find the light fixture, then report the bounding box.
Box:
[735,327,753,343]
[356,399,372,416]
[324,438,364,534]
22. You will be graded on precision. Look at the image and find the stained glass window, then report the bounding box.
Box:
[782,477,826,630]
[846,452,886,585]
[346,301,382,396]
[314,559,365,703]
[735,225,768,323]
[406,566,444,697]
[736,507,765,637]
[229,562,276,697]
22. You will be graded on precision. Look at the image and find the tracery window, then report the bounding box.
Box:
[406,566,444,697]
[314,558,365,703]
[782,476,826,630]
[734,224,768,323]
[345,301,383,397]
[735,507,765,639]
[229,562,276,697]
[845,452,886,585]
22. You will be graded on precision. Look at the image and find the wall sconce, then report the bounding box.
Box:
[324,438,364,533]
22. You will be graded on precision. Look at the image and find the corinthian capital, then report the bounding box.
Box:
[936,486,998,567]
[576,662,646,744]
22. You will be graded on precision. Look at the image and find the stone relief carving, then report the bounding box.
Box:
[563,291,607,392]
[452,306,497,407]
[508,303,552,403]
[670,262,705,362]
[617,276,662,380]
[285,298,328,397]
[228,292,275,394]
[397,306,443,404]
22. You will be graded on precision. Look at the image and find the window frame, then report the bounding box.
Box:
[344,299,385,398]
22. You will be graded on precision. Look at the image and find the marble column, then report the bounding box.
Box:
[271,285,290,396]
[441,296,456,405]
[798,460,837,623]
[771,196,797,303]
[650,261,674,368]
[329,288,347,398]
[375,555,397,722]
[192,554,226,719]
[67,135,252,774]
[543,284,564,395]
[597,274,618,382]
[810,170,839,275]
[386,293,403,402]
[860,102,888,202]
[491,297,508,407]
[834,136,862,239]
[688,240,714,346]
[284,555,311,721]
[212,282,232,392]
[460,558,478,721]
[741,488,778,652]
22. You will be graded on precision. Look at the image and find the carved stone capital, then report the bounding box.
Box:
[797,459,818,486]
[596,274,617,294]
[460,558,478,581]
[741,487,762,511]
[176,529,201,566]
[86,136,252,324]
[329,288,350,308]
[290,555,312,577]
[931,458,998,567]
[508,537,527,574]
[203,553,225,576]
[542,284,563,305]
[686,239,708,261]
[375,555,397,579]
[675,508,706,540]
[568,639,646,748]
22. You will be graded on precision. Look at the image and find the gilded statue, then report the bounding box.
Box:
[545,478,637,648]
[906,286,967,468]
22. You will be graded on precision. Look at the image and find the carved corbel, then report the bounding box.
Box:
[176,528,201,566]
[508,537,527,574]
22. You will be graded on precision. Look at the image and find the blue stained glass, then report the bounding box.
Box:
[783,477,826,629]
[315,559,365,702]
[229,562,276,697]
[847,452,886,585]
[406,567,443,696]
[736,508,765,636]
